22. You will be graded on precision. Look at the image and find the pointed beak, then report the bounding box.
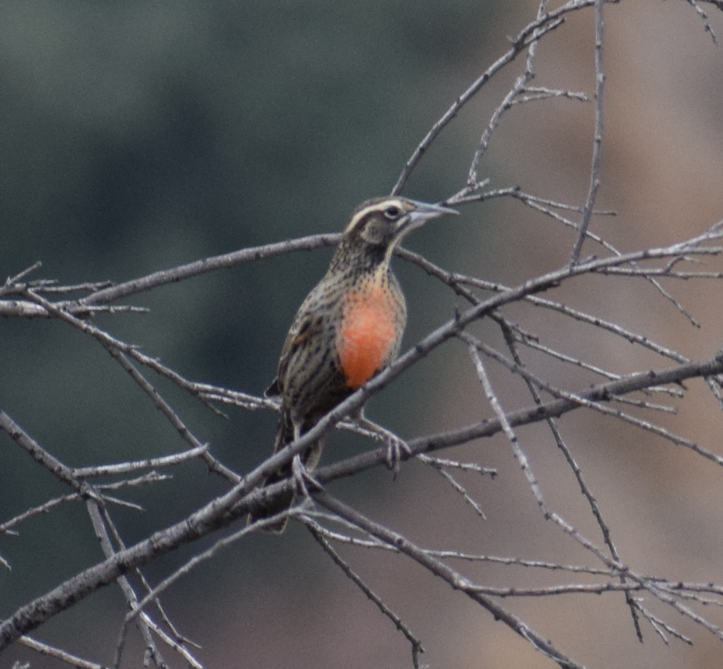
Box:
[396,200,458,237]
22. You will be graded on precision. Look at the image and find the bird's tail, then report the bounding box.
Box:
[247,414,323,533]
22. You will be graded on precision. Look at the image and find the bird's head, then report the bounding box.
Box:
[333,197,458,270]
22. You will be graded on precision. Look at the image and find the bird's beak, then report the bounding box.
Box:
[397,200,458,237]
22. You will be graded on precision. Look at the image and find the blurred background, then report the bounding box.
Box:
[2,0,723,667]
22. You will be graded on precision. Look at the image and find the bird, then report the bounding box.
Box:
[248,196,457,532]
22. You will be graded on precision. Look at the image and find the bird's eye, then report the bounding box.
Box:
[384,206,401,219]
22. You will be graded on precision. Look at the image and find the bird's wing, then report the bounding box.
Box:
[271,311,326,396]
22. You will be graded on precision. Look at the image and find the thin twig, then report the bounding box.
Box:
[306,520,425,668]
[496,319,643,640]
[569,0,605,265]
[73,444,209,478]
[392,0,593,195]
[315,492,585,669]
[18,636,107,669]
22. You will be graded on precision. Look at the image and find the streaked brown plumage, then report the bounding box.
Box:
[249,196,457,531]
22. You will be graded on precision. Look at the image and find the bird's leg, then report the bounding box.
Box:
[352,408,412,477]
[290,452,323,501]
[288,423,323,504]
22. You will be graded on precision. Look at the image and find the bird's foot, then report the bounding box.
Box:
[382,431,413,478]
[353,412,412,478]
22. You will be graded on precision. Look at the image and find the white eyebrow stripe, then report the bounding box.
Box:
[344,198,409,233]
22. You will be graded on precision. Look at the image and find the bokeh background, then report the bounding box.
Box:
[2,1,723,667]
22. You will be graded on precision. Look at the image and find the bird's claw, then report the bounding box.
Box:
[385,435,413,478]
[353,412,412,478]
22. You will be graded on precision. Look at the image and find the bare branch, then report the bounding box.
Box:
[18,636,107,669]
[315,492,586,669]
[392,0,595,195]
[569,0,606,265]
[80,234,340,307]
[306,520,425,668]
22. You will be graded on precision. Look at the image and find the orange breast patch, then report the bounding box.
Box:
[338,284,398,389]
